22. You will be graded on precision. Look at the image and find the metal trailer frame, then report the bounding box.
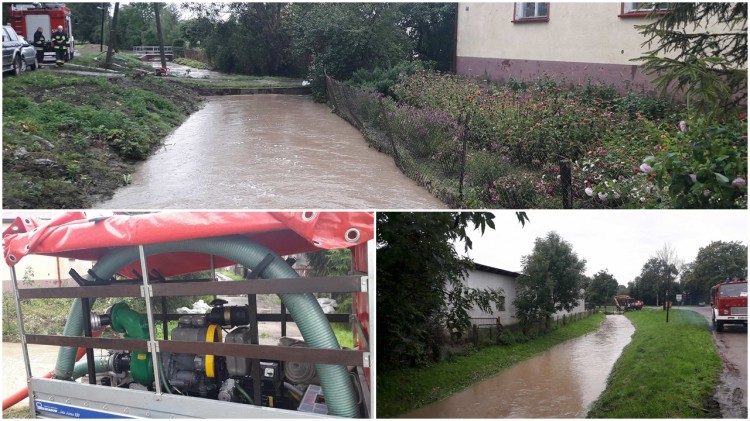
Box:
[9,240,374,419]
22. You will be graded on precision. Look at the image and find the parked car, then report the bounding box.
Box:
[3,25,37,75]
[18,36,38,70]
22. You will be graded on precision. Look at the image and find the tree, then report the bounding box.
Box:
[632,253,679,306]
[287,2,413,100]
[67,3,109,44]
[377,212,518,367]
[515,231,586,331]
[586,270,619,306]
[634,3,747,121]
[682,241,747,304]
[398,3,457,71]
[104,3,120,70]
[655,243,681,321]
[154,3,167,69]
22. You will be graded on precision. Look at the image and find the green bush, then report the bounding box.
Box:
[645,116,747,208]
[349,61,431,98]
[465,150,512,188]
[495,328,516,345]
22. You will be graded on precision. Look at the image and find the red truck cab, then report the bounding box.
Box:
[710,279,748,332]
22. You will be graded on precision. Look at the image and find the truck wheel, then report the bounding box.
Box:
[715,321,724,332]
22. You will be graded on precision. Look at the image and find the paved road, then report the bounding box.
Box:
[682,306,747,418]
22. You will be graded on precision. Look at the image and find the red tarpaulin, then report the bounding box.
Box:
[3,211,374,278]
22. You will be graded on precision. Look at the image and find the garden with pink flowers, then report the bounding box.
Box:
[348,69,747,209]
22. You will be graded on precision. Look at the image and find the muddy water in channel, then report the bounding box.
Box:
[404,315,635,418]
[96,95,444,209]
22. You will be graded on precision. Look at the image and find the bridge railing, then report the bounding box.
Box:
[133,46,173,54]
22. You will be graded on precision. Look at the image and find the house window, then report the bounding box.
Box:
[619,2,671,18]
[513,2,549,23]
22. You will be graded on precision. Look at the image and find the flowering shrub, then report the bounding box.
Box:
[644,117,748,208]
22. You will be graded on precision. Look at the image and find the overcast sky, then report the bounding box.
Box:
[460,210,748,285]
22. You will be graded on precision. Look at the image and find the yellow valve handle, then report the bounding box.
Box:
[205,324,222,378]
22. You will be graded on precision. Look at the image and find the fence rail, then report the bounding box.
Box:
[133,46,173,54]
[325,76,574,208]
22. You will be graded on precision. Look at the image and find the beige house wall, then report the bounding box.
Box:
[456,2,730,91]
[458,2,651,66]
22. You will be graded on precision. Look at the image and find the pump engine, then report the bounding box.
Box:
[90,301,323,413]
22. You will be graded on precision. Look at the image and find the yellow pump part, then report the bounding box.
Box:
[205,324,222,378]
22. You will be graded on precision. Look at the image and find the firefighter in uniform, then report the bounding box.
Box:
[33,27,45,68]
[50,25,67,66]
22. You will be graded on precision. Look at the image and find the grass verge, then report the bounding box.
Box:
[587,309,721,418]
[3,405,31,419]
[377,312,605,418]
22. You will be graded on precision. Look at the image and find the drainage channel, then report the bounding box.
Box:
[403,315,635,418]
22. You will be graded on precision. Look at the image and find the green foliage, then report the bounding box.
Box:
[515,232,586,329]
[377,312,603,417]
[306,249,352,277]
[348,61,430,98]
[2,70,200,208]
[629,256,679,306]
[173,57,211,69]
[587,310,721,418]
[644,117,748,208]
[633,3,747,121]
[586,270,619,306]
[681,241,748,304]
[377,212,506,368]
[289,3,412,101]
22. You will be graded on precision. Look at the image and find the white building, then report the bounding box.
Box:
[464,263,587,327]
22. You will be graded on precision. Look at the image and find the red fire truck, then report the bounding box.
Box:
[710,279,748,332]
[7,3,75,63]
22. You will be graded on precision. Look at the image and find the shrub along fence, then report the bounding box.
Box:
[326,75,574,208]
[468,309,597,348]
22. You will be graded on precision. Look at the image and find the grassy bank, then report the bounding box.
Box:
[2,68,203,208]
[2,52,306,209]
[377,312,605,417]
[587,309,721,418]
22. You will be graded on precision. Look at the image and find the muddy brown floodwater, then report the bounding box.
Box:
[95,94,444,209]
[404,315,635,418]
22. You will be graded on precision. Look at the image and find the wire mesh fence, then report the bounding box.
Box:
[326,75,574,208]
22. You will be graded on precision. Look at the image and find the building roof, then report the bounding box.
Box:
[474,263,521,278]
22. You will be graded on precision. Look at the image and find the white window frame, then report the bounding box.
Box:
[514,2,549,20]
[622,2,671,14]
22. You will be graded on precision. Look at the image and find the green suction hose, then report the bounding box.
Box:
[53,235,359,418]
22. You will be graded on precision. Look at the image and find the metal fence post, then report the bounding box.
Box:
[458,114,470,207]
[560,159,572,209]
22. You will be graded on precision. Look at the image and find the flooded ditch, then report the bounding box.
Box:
[96,94,444,209]
[403,315,635,418]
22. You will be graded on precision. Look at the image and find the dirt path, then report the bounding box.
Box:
[683,306,748,418]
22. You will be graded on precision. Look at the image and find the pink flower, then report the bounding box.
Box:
[732,178,746,188]
[639,163,652,174]
[585,187,594,197]
[598,192,608,200]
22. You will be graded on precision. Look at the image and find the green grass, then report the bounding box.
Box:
[332,323,355,349]
[377,312,605,417]
[2,69,202,208]
[587,309,721,418]
[2,405,31,419]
